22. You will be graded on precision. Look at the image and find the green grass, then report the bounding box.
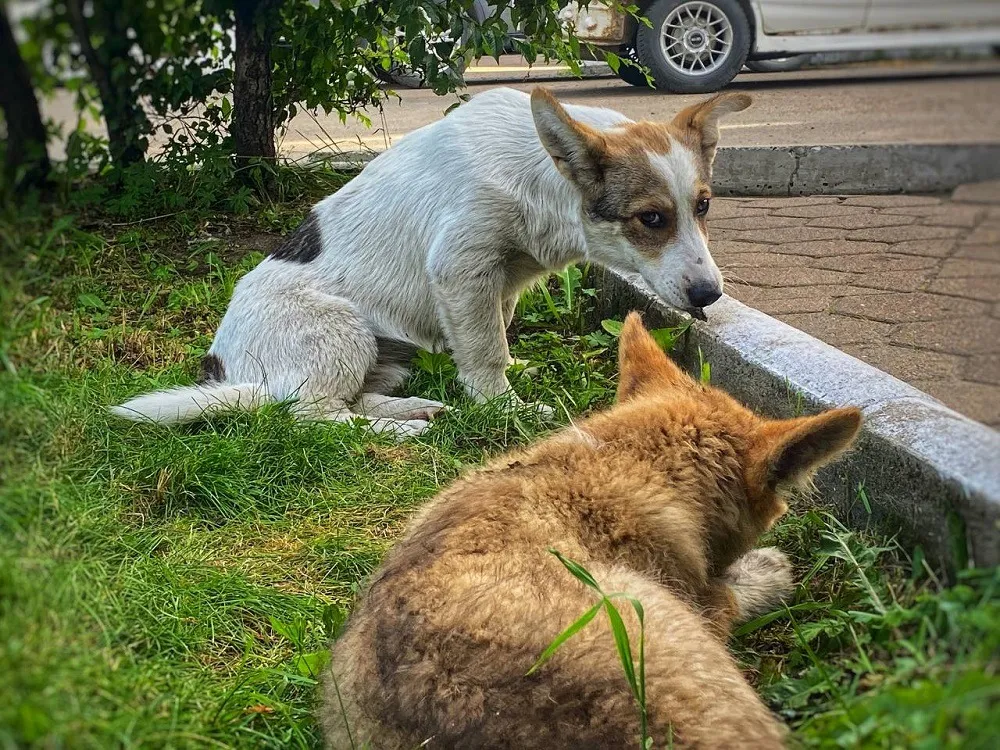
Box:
[1,186,997,748]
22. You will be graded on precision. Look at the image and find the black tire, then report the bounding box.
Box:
[635,0,751,94]
[615,47,652,87]
[745,55,809,73]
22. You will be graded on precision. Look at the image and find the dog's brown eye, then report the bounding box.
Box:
[637,211,665,228]
[696,198,710,216]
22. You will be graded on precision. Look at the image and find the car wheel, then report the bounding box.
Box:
[615,46,652,87]
[635,0,751,94]
[745,55,809,73]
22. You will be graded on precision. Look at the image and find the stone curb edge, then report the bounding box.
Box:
[593,268,1000,573]
[317,143,1000,195]
[712,143,1000,196]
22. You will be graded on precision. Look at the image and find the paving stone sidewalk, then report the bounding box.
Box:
[710,181,1000,428]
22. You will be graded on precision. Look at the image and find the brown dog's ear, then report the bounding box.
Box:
[616,312,694,401]
[531,87,605,195]
[670,92,751,169]
[750,408,862,492]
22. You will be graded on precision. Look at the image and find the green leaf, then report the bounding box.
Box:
[292,650,329,678]
[526,601,603,676]
[732,601,832,637]
[648,322,691,352]
[601,319,624,336]
[77,293,106,311]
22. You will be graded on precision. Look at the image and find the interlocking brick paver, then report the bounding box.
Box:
[965,354,1000,385]
[885,239,957,258]
[938,259,1000,278]
[711,240,784,255]
[952,180,1000,204]
[807,213,916,230]
[831,292,989,323]
[846,225,963,243]
[711,184,1000,427]
[912,381,1000,426]
[842,195,941,207]
[881,204,985,227]
[927,277,998,301]
[768,240,888,257]
[745,296,834,315]
[849,270,933,294]
[727,266,855,288]
[811,253,938,274]
[839,343,963,382]
[775,313,894,346]
[741,196,841,209]
[710,215,806,231]
[726,284,890,305]
[724,226,847,244]
[961,227,1000,245]
[716,252,807,269]
[890,318,1000,355]
[770,204,875,219]
[953,245,999,261]
[707,203,771,221]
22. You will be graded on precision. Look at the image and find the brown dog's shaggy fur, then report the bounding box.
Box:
[320,313,862,749]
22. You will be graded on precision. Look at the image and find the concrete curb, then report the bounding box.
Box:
[319,143,1000,195]
[713,143,1000,195]
[594,268,1000,573]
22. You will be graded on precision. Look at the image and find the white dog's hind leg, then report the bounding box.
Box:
[354,393,447,421]
[295,397,431,440]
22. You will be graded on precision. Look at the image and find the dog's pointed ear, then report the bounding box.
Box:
[670,92,751,169]
[749,408,862,492]
[531,87,604,195]
[616,312,694,401]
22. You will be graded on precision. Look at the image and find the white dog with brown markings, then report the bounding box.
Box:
[113,86,750,437]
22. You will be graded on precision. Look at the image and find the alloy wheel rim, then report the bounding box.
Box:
[659,1,734,76]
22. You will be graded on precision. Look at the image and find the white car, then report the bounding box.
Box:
[562,0,1000,92]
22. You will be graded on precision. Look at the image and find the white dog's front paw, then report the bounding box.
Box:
[725,547,794,621]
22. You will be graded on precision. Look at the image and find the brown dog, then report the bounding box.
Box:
[320,312,861,749]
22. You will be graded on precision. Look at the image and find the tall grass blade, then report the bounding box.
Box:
[550,548,604,593]
[603,599,639,697]
[526,601,603,676]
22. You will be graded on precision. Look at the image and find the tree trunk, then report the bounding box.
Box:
[232,0,277,164]
[65,0,146,168]
[0,4,51,189]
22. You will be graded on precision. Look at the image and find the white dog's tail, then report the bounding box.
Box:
[110,382,272,424]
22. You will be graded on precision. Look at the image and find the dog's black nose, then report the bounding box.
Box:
[687,282,722,309]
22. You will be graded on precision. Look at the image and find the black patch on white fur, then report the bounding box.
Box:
[270,211,322,263]
[375,337,419,367]
[199,353,225,383]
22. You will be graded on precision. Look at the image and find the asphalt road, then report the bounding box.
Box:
[278,59,1000,158]
[38,58,1000,160]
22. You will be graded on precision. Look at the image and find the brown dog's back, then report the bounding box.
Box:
[321,314,861,748]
